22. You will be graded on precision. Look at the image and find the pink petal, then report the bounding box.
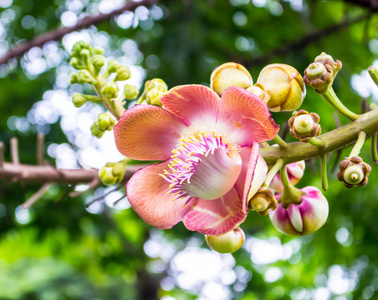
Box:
[234,143,267,213]
[182,187,247,236]
[161,85,220,126]
[217,87,279,146]
[114,105,187,161]
[126,161,195,229]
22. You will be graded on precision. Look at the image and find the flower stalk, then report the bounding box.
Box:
[278,164,305,208]
[272,135,288,149]
[371,133,378,163]
[349,131,366,158]
[321,154,328,191]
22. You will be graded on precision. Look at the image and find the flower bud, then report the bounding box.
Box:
[70,73,78,84]
[145,78,168,92]
[269,161,305,192]
[93,46,104,55]
[210,62,253,96]
[92,55,106,70]
[106,59,120,74]
[337,156,371,188]
[123,84,139,100]
[288,110,321,142]
[69,57,81,69]
[145,88,166,106]
[99,161,126,185]
[77,70,97,84]
[101,82,119,99]
[72,93,87,108]
[248,186,277,216]
[138,79,168,106]
[269,186,329,236]
[246,84,271,103]
[303,52,342,93]
[257,64,305,112]
[97,113,116,131]
[71,41,90,57]
[205,227,245,253]
[90,122,105,138]
[114,65,131,81]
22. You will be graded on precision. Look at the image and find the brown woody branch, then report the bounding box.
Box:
[0,0,157,65]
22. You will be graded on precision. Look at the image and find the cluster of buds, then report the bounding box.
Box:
[303,52,342,93]
[288,110,321,142]
[98,160,127,185]
[69,41,105,73]
[91,113,116,138]
[137,78,168,106]
[205,227,245,253]
[337,156,371,188]
[103,59,131,82]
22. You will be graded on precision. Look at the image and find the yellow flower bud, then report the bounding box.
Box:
[98,161,126,185]
[90,122,105,138]
[97,113,116,131]
[248,186,277,216]
[101,82,119,99]
[210,62,253,96]
[115,65,131,81]
[246,83,271,103]
[123,84,139,100]
[257,64,305,112]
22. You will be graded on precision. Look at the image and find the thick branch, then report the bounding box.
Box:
[0,0,157,65]
[260,108,378,166]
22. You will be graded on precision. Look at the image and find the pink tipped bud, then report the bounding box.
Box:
[205,227,245,253]
[269,161,305,192]
[269,186,328,236]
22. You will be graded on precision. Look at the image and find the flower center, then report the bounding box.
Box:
[160,132,242,202]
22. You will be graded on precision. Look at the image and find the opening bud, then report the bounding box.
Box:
[99,161,127,185]
[210,62,253,96]
[270,186,329,236]
[123,84,140,100]
[248,186,277,216]
[288,110,321,142]
[337,156,371,188]
[269,161,305,192]
[205,227,245,253]
[246,84,271,103]
[137,79,168,106]
[101,82,119,99]
[96,113,116,132]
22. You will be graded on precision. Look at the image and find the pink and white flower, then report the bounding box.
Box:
[114,85,279,235]
[269,186,329,236]
[269,160,305,192]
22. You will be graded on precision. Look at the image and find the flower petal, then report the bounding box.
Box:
[217,86,279,146]
[161,85,220,126]
[114,105,187,161]
[126,162,195,229]
[182,187,247,236]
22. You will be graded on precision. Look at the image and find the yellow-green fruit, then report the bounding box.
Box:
[205,227,245,253]
[257,63,305,112]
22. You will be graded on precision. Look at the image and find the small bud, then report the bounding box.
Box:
[257,64,305,112]
[69,57,81,69]
[246,84,271,103]
[210,62,253,96]
[101,82,119,99]
[114,65,131,81]
[288,110,321,142]
[145,78,168,92]
[90,122,105,138]
[303,52,342,93]
[96,112,116,131]
[93,46,104,55]
[205,227,245,253]
[337,156,371,188]
[248,186,277,216]
[145,88,166,106]
[72,93,87,108]
[269,186,329,236]
[99,161,126,185]
[269,161,305,193]
[123,84,139,100]
[106,59,120,74]
[70,73,78,84]
[77,70,97,84]
[92,55,106,70]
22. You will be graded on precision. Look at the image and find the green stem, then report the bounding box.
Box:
[273,135,288,149]
[322,87,360,121]
[94,78,125,120]
[320,154,328,191]
[136,96,145,105]
[371,133,378,163]
[309,137,325,148]
[264,158,284,187]
[279,165,304,208]
[368,66,378,86]
[349,131,366,157]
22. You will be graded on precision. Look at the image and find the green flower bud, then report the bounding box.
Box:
[90,122,105,138]
[257,64,305,112]
[145,88,166,107]
[248,186,277,216]
[93,46,104,55]
[210,62,253,96]
[77,70,97,84]
[93,55,106,70]
[99,161,126,185]
[96,113,116,131]
[69,57,81,69]
[205,227,245,253]
[145,78,167,91]
[101,82,119,99]
[123,84,139,100]
[72,93,88,108]
[70,73,78,84]
[288,110,321,142]
[106,59,120,74]
[115,65,131,81]
[337,156,371,188]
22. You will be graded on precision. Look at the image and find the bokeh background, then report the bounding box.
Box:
[1,0,378,299]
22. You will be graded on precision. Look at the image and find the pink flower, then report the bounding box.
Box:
[114,85,279,235]
[269,186,329,236]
